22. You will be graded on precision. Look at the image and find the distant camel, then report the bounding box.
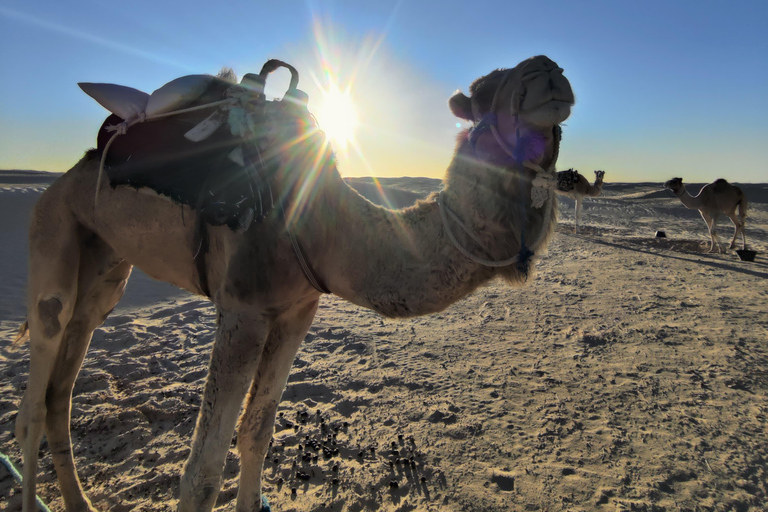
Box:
[556,169,605,232]
[14,55,575,512]
[664,177,748,253]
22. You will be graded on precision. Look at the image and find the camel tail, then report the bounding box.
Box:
[738,191,748,227]
[11,320,29,347]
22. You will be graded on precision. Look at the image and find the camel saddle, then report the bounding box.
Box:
[87,60,313,231]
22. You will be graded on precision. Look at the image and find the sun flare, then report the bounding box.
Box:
[316,83,358,149]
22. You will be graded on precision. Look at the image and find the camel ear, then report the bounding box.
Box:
[448,91,474,121]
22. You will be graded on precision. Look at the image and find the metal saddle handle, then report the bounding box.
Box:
[239,59,307,105]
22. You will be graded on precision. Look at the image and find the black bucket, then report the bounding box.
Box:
[736,249,756,262]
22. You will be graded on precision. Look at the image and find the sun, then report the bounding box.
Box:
[316,83,358,149]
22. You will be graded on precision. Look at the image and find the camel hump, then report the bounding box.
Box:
[711,178,733,193]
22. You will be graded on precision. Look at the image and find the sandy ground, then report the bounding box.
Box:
[1,171,766,511]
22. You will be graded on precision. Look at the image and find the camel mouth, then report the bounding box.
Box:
[520,100,573,128]
[514,63,575,128]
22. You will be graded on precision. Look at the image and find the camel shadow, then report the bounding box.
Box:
[567,233,768,280]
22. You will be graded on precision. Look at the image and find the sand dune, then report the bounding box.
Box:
[1,172,766,511]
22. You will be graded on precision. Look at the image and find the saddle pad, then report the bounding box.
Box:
[97,78,251,215]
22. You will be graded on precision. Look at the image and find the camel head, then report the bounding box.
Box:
[595,170,605,181]
[449,55,573,128]
[448,56,574,165]
[439,56,574,283]
[664,177,684,194]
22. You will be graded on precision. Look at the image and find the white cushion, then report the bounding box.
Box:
[145,75,214,116]
[78,82,149,121]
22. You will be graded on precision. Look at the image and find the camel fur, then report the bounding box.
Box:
[664,177,748,253]
[14,55,574,512]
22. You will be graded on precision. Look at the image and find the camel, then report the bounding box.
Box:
[13,55,575,512]
[664,177,748,253]
[556,169,605,232]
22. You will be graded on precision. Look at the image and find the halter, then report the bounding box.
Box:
[439,66,562,276]
[469,66,562,205]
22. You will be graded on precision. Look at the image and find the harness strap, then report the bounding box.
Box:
[468,112,497,151]
[194,213,212,297]
[452,65,565,276]
[289,231,331,294]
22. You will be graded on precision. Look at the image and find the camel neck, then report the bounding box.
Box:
[306,180,497,318]
[302,147,555,318]
[676,186,702,209]
[290,126,559,318]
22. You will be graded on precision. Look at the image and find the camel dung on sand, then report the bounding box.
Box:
[556,169,605,233]
[664,177,748,253]
[14,54,575,512]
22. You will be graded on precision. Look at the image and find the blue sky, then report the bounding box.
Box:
[1,0,766,182]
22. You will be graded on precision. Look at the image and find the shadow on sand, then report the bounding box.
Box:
[566,232,768,280]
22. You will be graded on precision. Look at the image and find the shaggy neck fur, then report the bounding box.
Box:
[301,129,558,318]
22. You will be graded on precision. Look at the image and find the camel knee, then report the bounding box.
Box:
[38,296,64,338]
[35,295,75,340]
[15,397,46,445]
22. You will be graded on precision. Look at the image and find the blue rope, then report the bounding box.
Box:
[0,451,52,512]
[513,122,533,278]
[515,176,534,278]
[468,112,498,151]
[469,111,534,277]
[1,450,270,512]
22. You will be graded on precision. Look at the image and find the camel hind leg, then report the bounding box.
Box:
[16,201,82,512]
[45,253,132,512]
[726,210,746,250]
[16,194,132,512]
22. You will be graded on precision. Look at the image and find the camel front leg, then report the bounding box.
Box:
[235,299,319,512]
[700,212,720,253]
[178,307,270,512]
[574,197,582,233]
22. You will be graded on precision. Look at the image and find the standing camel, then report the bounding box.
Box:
[556,169,605,232]
[14,55,575,512]
[664,177,748,253]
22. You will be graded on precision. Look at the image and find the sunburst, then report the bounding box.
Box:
[315,82,358,150]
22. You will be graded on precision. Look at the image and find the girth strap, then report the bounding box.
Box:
[191,221,331,298]
[289,232,331,294]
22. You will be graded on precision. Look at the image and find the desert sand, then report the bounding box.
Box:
[1,171,766,511]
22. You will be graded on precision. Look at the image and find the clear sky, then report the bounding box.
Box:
[1,0,766,183]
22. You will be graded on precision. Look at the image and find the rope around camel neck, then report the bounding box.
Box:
[436,187,554,268]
